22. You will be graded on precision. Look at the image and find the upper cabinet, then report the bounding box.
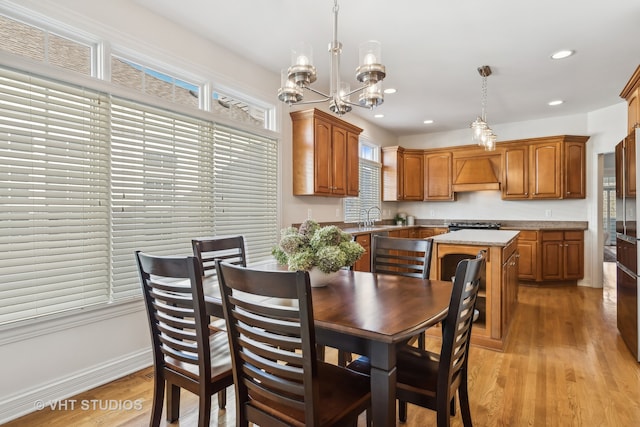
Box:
[616,134,636,198]
[620,64,640,134]
[291,109,362,197]
[424,151,455,201]
[501,135,589,200]
[382,146,424,201]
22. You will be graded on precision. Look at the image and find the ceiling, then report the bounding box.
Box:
[134,0,640,136]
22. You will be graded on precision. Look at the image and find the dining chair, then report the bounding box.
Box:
[135,251,234,427]
[349,250,486,427]
[215,260,371,427]
[191,235,247,278]
[371,234,433,279]
[370,235,434,350]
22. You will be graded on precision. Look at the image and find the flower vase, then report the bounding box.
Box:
[307,267,340,288]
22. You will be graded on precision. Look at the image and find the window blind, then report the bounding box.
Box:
[212,124,278,263]
[0,67,110,324]
[110,98,214,299]
[344,158,381,223]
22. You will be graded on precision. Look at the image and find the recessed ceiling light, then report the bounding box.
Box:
[551,50,575,60]
[548,100,564,106]
[383,88,397,94]
[374,114,384,118]
[423,120,434,124]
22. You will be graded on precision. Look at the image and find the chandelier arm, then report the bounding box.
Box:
[292,98,334,106]
[303,86,332,99]
[344,84,370,97]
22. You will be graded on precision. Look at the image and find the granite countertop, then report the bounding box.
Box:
[340,220,586,237]
[430,229,520,246]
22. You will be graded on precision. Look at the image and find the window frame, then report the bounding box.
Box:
[344,137,382,224]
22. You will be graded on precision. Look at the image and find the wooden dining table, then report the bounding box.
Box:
[202,266,453,427]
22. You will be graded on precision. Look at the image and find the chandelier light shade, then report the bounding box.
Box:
[470,65,496,151]
[277,0,387,116]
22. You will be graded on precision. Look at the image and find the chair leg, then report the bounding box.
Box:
[317,344,326,360]
[418,332,426,350]
[197,393,212,427]
[398,400,408,423]
[218,387,227,409]
[459,380,473,426]
[150,372,164,427]
[166,382,180,422]
[436,396,451,427]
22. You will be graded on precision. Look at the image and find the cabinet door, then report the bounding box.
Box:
[330,125,348,195]
[564,141,586,198]
[541,240,563,280]
[502,146,529,199]
[563,231,584,280]
[402,152,424,200]
[346,131,360,197]
[530,142,561,199]
[517,238,537,280]
[424,151,454,201]
[626,134,636,197]
[353,234,371,272]
[313,117,333,195]
[502,252,519,335]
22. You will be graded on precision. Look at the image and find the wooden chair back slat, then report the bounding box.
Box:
[371,235,434,279]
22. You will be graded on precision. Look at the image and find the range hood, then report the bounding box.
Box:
[451,155,501,192]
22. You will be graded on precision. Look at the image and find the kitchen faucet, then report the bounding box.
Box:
[366,206,382,227]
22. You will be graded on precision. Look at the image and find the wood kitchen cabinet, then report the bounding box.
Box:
[540,230,584,281]
[501,240,519,336]
[617,134,636,198]
[424,151,455,201]
[382,146,424,201]
[353,233,371,272]
[419,227,448,238]
[429,232,520,351]
[291,108,362,197]
[620,64,640,134]
[516,230,537,281]
[501,135,589,200]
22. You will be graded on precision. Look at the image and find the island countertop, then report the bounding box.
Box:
[431,229,519,246]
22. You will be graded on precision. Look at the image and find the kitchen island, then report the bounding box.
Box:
[430,229,520,350]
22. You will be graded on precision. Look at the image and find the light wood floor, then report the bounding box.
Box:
[6,262,640,426]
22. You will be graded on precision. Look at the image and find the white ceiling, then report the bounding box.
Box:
[134,0,640,136]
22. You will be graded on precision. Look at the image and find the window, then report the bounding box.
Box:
[212,90,269,129]
[0,66,279,325]
[344,139,381,223]
[212,124,278,262]
[0,14,93,76]
[0,68,110,324]
[111,56,200,109]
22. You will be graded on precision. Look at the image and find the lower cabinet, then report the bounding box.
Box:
[502,244,519,335]
[516,230,538,280]
[429,238,519,351]
[353,233,371,272]
[540,230,584,281]
[506,228,584,283]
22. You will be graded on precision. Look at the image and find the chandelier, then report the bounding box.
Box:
[470,65,497,151]
[277,0,386,116]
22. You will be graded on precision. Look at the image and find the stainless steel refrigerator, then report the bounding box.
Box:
[616,128,640,361]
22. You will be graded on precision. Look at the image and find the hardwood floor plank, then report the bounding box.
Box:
[5,265,640,426]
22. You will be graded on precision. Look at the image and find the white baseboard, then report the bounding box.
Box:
[0,349,153,424]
